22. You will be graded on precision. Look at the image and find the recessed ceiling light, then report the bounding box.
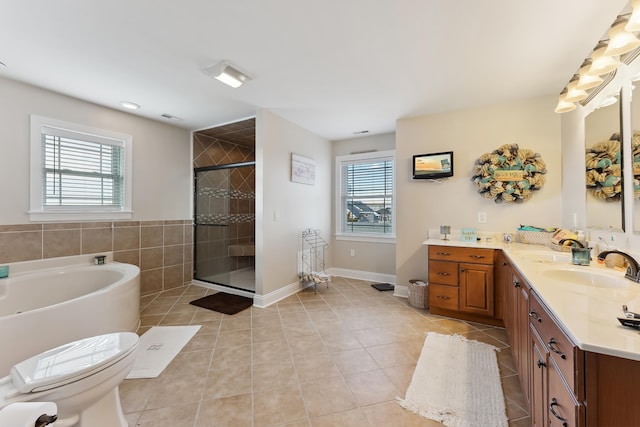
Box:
[120,101,141,110]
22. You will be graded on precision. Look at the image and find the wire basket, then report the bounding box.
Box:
[516,230,553,246]
[408,280,428,309]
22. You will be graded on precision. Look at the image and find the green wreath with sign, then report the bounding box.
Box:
[471,144,547,204]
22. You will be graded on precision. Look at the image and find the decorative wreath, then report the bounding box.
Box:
[471,144,547,204]
[585,133,622,201]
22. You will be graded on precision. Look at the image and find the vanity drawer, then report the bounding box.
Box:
[428,260,459,286]
[548,357,583,427]
[530,292,579,394]
[428,246,494,264]
[429,284,459,311]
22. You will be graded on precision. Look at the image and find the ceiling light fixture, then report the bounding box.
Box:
[554,89,576,113]
[120,101,141,110]
[575,59,604,90]
[604,15,640,56]
[588,41,620,76]
[564,75,588,103]
[202,61,251,88]
[627,0,640,32]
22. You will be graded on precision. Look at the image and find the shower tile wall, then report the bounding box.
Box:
[193,131,255,280]
[0,220,193,295]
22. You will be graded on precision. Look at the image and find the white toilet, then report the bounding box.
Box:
[0,332,139,427]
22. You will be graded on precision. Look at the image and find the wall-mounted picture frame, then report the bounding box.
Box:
[291,153,316,185]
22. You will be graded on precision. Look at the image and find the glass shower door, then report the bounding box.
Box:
[194,168,231,286]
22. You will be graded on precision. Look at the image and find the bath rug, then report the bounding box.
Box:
[126,325,201,379]
[189,292,253,315]
[371,283,394,291]
[397,332,508,427]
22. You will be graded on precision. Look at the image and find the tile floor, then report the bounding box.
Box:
[120,277,531,426]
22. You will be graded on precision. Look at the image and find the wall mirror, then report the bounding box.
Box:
[585,92,623,231]
[632,80,640,233]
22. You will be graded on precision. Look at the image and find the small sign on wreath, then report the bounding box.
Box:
[471,144,547,204]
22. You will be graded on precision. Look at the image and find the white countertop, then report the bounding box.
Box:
[424,238,640,362]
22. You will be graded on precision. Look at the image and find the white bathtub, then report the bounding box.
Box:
[0,254,140,375]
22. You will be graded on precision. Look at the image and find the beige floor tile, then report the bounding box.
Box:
[253,384,308,427]
[253,338,292,364]
[215,329,251,348]
[362,401,443,426]
[300,376,358,418]
[203,363,252,399]
[124,277,527,426]
[252,358,299,391]
[331,348,379,374]
[310,408,369,427]
[195,393,253,427]
[345,369,400,406]
[366,343,416,368]
[135,402,199,426]
[294,352,342,382]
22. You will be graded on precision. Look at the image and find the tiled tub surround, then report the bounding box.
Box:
[121,277,530,427]
[0,220,193,295]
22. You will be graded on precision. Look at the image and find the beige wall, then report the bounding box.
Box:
[331,133,396,276]
[395,95,562,287]
[0,77,191,224]
[0,78,193,293]
[256,110,332,295]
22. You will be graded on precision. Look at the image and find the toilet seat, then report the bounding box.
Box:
[9,332,138,394]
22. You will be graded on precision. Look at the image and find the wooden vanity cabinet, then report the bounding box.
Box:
[428,245,500,326]
[508,267,530,405]
[529,290,584,427]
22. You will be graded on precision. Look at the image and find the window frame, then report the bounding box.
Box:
[335,150,396,243]
[29,115,133,222]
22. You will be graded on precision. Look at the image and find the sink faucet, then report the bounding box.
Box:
[559,238,585,248]
[597,250,640,282]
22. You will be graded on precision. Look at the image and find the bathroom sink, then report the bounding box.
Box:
[541,267,629,289]
[511,250,571,264]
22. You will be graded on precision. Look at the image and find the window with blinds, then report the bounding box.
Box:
[29,115,133,221]
[336,151,395,237]
[42,129,124,207]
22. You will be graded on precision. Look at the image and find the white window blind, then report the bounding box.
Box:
[42,126,125,207]
[336,151,395,238]
[29,115,133,221]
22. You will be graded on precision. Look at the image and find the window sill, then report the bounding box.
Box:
[28,210,133,222]
[335,234,396,244]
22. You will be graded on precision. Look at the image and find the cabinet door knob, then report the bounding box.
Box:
[548,338,567,359]
[460,268,465,272]
[549,398,568,427]
[501,261,508,266]
[512,278,520,288]
[537,359,546,369]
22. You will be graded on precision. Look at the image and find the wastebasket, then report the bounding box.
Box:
[408,279,428,309]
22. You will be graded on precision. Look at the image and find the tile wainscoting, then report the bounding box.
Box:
[0,220,193,295]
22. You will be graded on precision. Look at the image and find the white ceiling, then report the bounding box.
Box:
[0,0,630,140]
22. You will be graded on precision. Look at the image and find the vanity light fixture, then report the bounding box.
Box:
[597,95,619,109]
[564,75,588,103]
[575,59,604,91]
[588,41,620,76]
[626,0,640,32]
[202,60,251,88]
[604,15,640,57]
[554,88,576,113]
[120,101,140,110]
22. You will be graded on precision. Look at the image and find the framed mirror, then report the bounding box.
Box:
[585,91,623,231]
[632,81,640,233]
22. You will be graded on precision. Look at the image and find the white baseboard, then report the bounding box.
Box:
[193,268,407,308]
[326,268,406,298]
